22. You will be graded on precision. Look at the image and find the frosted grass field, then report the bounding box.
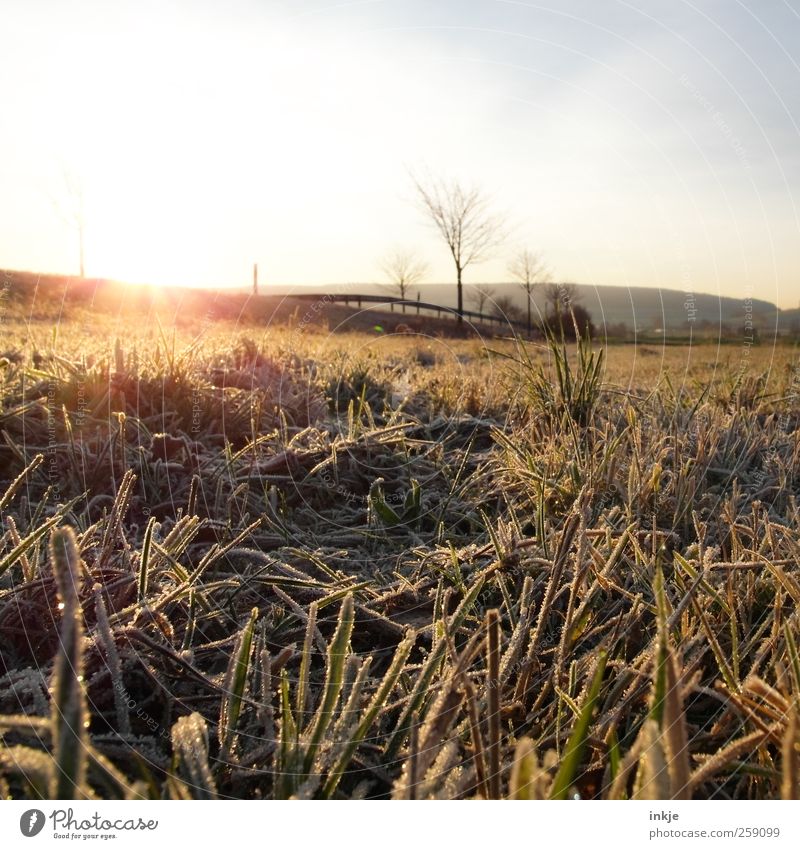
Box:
[1,308,799,799]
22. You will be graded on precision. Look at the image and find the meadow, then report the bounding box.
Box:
[1,301,800,800]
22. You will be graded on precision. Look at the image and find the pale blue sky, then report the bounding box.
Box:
[0,0,798,305]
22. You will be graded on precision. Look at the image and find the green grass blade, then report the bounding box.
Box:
[549,651,607,800]
[303,594,355,774]
[219,607,258,760]
[323,630,416,798]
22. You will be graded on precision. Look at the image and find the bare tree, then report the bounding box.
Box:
[379,249,427,313]
[467,283,495,316]
[51,166,86,277]
[412,173,505,324]
[491,294,524,323]
[541,281,584,337]
[508,249,550,334]
[542,281,580,319]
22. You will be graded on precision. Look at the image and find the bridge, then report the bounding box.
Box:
[288,292,532,333]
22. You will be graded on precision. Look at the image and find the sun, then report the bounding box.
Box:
[86,188,216,287]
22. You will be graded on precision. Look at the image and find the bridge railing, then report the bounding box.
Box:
[287,292,532,333]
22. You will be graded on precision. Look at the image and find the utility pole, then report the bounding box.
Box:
[253,263,258,296]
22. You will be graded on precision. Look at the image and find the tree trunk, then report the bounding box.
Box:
[456,266,463,324]
[527,293,531,336]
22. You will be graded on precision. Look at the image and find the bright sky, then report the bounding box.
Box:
[1,0,798,306]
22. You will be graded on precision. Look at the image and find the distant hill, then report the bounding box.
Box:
[268,281,782,333]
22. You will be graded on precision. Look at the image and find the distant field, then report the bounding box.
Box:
[1,293,800,799]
